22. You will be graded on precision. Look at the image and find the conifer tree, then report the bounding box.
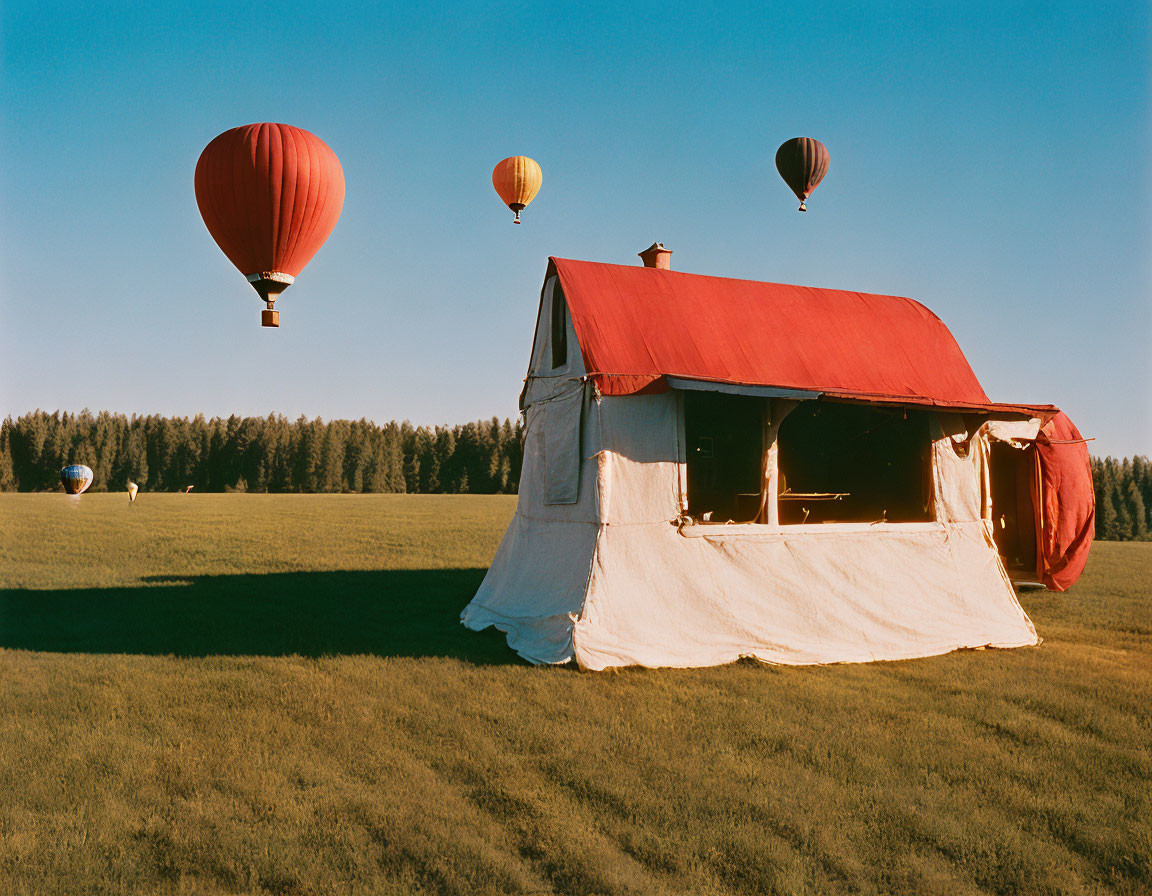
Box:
[1095,463,1118,541]
[294,417,322,492]
[1126,480,1148,540]
[382,423,405,492]
[318,422,346,492]
[1109,481,1131,541]
[0,419,16,490]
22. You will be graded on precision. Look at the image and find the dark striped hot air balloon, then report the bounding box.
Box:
[61,464,93,495]
[775,137,829,212]
[195,123,345,327]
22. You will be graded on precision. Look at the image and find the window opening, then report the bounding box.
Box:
[776,401,933,524]
[551,285,568,369]
[989,441,1037,572]
[684,392,765,522]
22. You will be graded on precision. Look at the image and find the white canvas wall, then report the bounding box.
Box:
[574,519,1036,670]
[460,280,601,661]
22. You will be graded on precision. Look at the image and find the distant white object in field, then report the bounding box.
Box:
[183,485,194,493]
[128,482,139,503]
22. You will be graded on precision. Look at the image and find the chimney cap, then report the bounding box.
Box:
[638,242,673,269]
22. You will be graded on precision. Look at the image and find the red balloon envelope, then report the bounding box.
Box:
[195,123,345,327]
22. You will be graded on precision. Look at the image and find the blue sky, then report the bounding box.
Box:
[1,0,1148,455]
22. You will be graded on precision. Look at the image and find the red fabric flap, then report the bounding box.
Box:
[1034,412,1095,591]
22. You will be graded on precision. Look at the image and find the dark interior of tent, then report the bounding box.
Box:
[989,441,1038,573]
[777,401,934,523]
[684,394,934,524]
[684,392,764,522]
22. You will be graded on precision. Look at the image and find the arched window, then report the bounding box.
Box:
[551,285,567,369]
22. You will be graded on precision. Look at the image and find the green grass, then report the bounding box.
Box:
[0,494,1149,896]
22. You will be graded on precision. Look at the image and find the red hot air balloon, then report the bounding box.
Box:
[195,123,345,327]
[775,137,829,212]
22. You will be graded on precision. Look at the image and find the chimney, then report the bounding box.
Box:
[638,242,672,270]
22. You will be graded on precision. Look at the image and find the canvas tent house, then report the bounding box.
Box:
[462,248,1095,670]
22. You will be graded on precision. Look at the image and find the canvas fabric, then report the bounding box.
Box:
[574,517,1037,670]
[930,415,985,523]
[463,384,1041,669]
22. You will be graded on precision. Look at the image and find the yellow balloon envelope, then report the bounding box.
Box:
[492,156,542,223]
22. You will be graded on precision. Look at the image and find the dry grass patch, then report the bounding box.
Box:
[1,495,1148,895]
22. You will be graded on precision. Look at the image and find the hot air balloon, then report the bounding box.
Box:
[195,123,345,327]
[127,482,139,504]
[61,465,93,495]
[775,137,829,212]
[492,156,542,223]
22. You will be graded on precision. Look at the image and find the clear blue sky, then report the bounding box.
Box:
[2,1,1148,456]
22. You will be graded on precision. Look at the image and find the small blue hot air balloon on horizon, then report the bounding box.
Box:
[61,464,94,495]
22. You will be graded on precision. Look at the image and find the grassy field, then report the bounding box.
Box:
[0,494,1148,896]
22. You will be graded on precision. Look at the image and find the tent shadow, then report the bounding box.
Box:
[0,569,520,663]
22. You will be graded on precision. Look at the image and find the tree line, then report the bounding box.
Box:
[0,410,1147,542]
[0,410,523,495]
[1092,456,1152,542]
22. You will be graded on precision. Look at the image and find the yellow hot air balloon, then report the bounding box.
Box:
[492,156,542,223]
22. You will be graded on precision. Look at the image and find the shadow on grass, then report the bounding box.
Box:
[0,569,520,663]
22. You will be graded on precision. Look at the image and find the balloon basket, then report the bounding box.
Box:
[249,275,291,329]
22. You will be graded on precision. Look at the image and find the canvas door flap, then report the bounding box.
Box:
[544,384,584,504]
[930,414,985,522]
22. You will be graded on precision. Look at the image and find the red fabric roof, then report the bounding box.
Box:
[551,258,999,409]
